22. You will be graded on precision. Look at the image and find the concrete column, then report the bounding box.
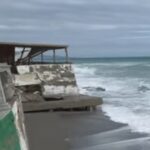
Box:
[20,47,25,60]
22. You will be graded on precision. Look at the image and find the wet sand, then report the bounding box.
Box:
[25,109,150,150]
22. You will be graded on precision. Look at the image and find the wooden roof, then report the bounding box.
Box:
[0,42,68,49]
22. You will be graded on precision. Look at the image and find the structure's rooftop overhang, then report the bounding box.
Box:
[0,42,68,49]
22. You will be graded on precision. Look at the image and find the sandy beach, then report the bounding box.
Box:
[25,108,150,150]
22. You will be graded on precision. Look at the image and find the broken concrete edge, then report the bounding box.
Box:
[0,65,29,150]
[23,95,103,112]
[12,98,29,150]
[0,99,29,150]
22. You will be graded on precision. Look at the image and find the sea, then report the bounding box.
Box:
[72,57,150,134]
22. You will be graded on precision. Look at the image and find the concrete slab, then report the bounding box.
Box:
[23,95,103,112]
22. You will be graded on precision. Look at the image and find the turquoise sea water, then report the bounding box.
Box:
[72,57,150,134]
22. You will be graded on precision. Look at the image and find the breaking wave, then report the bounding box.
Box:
[73,58,150,134]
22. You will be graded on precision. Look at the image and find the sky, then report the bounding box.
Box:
[1,0,150,57]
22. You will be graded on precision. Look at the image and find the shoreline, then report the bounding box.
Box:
[25,108,149,150]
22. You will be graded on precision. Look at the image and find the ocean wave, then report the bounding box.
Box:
[74,61,150,134]
[74,62,146,67]
[83,86,106,92]
[102,104,150,134]
[73,65,96,76]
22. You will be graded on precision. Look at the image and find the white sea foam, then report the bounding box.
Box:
[102,104,150,133]
[73,61,150,134]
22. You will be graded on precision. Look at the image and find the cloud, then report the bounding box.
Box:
[119,35,150,40]
[0,0,150,57]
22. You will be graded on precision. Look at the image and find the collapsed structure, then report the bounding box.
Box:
[0,42,102,112]
[0,41,102,150]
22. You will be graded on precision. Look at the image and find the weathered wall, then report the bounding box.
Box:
[0,70,15,101]
[0,105,28,150]
[0,110,21,150]
[0,66,29,150]
[15,73,41,86]
[17,64,79,98]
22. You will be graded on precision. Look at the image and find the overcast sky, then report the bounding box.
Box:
[1,0,150,57]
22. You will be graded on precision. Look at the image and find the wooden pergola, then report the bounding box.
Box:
[0,42,69,65]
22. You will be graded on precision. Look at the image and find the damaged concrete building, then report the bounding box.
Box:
[0,42,102,150]
[0,42,102,112]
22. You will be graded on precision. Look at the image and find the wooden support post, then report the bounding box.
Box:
[65,48,68,63]
[53,49,56,63]
[28,57,31,65]
[41,52,43,63]
[17,47,25,65]
[20,47,25,60]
